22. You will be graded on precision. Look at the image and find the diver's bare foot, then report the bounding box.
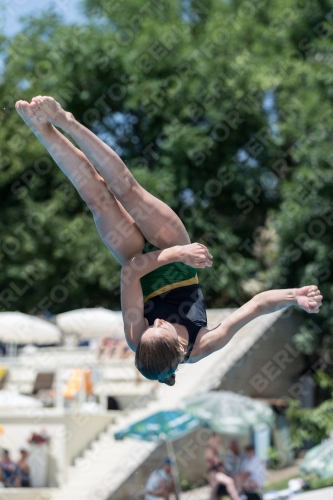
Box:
[15,100,52,134]
[30,96,74,132]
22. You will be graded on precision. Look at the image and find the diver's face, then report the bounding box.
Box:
[141,319,185,355]
[143,319,178,339]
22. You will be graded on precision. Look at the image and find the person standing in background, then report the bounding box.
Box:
[15,449,30,487]
[205,434,223,465]
[225,440,242,478]
[0,449,16,487]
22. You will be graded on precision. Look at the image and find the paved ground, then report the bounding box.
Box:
[181,486,210,499]
[181,464,302,499]
[181,487,333,500]
[265,462,301,485]
[293,487,333,499]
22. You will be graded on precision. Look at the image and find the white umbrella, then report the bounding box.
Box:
[300,438,333,480]
[179,391,274,435]
[56,308,124,339]
[0,312,61,345]
[0,390,42,408]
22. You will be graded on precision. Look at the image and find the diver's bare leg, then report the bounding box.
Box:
[15,100,144,264]
[30,96,191,249]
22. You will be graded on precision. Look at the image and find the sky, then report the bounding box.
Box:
[2,0,86,36]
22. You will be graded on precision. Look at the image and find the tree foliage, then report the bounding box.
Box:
[0,0,332,379]
[287,371,333,447]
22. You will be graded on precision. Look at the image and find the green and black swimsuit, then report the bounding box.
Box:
[140,241,207,362]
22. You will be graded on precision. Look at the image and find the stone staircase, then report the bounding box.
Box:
[51,413,157,500]
[50,411,163,500]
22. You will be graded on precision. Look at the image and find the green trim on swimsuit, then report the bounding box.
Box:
[140,241,198,300]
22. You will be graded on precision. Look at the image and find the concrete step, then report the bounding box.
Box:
[52,493,82,500]
[63,476,110,487]
[74,442,136,469]
[82,451,115,463]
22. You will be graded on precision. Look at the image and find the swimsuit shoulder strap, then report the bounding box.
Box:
[182,328,200,363]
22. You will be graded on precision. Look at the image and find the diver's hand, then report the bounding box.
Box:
[296,285,323,313]
[178,243,213,268]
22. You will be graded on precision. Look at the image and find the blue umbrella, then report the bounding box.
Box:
[115,410,202,442]
[115,410,202,497]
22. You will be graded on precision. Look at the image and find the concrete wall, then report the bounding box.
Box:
[110,393,155,411]
[0,410,115,486]
[217,310,304,399]
[0,488,54,499]
[64,413,115,466]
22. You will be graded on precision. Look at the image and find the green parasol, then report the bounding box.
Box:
[179,391,274,435]
[300,438,333,480]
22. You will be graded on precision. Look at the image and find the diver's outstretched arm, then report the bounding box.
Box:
[192,285,323,361]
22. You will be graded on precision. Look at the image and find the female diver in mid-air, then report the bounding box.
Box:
[16,97,323,386]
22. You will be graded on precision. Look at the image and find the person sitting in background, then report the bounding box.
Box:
[208,434,222,459]
[97,337,133,360]
[225,439,242,478]
[144,458,178,500]
[14,449,30,487]
[235,445,266,494]
[0,343,7,357]
[205,442,241,500]
[0,449,16,487]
